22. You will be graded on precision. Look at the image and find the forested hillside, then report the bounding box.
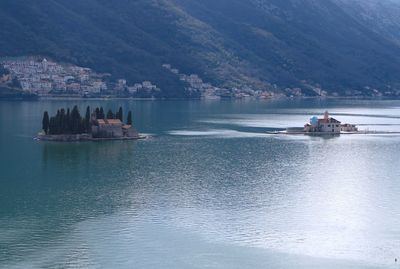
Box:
[1,0,400,96]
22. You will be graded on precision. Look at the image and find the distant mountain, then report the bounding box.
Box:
[336,0,400,45]
[1,0,400,97]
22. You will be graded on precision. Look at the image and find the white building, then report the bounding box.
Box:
[341,123,358,132]
[304,111,341,133]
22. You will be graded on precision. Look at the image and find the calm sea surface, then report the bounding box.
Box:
[1,99,400,268]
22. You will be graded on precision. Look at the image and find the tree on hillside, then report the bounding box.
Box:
[0,65,10,76]
[42,111,49,134]
[127,111,132,125]
[11,77,21,88]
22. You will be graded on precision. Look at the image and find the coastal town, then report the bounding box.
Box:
[2,57,399,99]
[1,57,278,99]
[0,56,311,99]
[162,63,276,99]
[1,57,161,98]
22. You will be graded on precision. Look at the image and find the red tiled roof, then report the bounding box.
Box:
[329,117,341,123]
[318,117,341,124]
[105,119,122,125]
[96,119,122,125]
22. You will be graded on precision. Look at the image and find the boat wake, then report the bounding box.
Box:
[167,129,267,138]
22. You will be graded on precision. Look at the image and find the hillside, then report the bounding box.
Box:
[1,0,400,97]
[336,0,400,46]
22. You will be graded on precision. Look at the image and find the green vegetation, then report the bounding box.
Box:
[116,107,123,122]
[42,106,133,135]
[96,107,105,119]
[2,0,400,95]
[85,106,91,132]
[44,106,85,135]
[127,111,133,126]
[0,87,38,100]
[10,78,21,88]
[106,109,114,120]
[0,65,10,76]
[42,111,49,135]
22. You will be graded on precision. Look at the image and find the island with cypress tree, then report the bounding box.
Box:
[38,106,144,141]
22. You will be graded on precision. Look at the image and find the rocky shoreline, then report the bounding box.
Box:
[35,133,147,142]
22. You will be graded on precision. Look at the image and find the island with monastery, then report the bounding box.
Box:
[274,110,400,136]
[297,111,358,134]
[37,106,145,141]
[281,111,359,135]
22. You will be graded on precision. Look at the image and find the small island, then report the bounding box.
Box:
[37,105,145,142]
[267,110,400,136]
[282,111,358,135]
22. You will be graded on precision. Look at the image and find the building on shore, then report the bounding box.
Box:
[304,111,341,133]
[341,123,358,132]
[92,119,138,138]
[303,111,358,134]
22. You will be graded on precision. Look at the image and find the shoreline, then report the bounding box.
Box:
[2,95,400,102]
[267,130,400,136]
[35,133,147,142]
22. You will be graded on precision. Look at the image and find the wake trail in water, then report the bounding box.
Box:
[167,129,268,138]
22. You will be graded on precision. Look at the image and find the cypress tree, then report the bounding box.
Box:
[79,118,85,134]
[99,107,105,119]
[54,110,57,134]
[42,111,49,134]
[71,105,81,134]
[107,109,114,119]
[95,107,100,119]
[66,108,71,133]
[117,107,123,121]
[49,117,55,135]
[85,106,91,132]
[127,111,132,125]
[60,109,66,133]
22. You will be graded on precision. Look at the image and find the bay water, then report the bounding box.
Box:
[1,99,400,268]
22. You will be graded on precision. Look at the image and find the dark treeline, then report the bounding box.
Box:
[0,65,10,76]
[42,106,133,135]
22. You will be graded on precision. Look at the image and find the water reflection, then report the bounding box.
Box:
[41,141,137,175]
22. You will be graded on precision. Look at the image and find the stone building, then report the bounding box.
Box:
[91,119,138,138]
[304,111,341,133]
